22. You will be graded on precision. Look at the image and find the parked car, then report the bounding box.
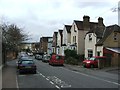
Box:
[18,59,36,74]
[17,56,30,66]
[35,54,43,60]
[17,56,33,69]
[82,56,106,68]
[49,54,64,66]
[27,52,33,56]
[18,53,28,60]
[42,55,50,62]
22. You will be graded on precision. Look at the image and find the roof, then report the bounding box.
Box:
[58,29,63,36]
[74,20,83,30]
[90,22,99,29]
[53,32,58,37]
[106,47,120,54]
[87,27,105,39]
[96,24,120,45]
[65,25,72,33]
[54,32,58,35]
[74,20,99,30]
[62,44,67,46]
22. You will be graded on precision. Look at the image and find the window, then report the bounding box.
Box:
[88,50,93,58]
[73,36,76,43]
[75,36,76,43]
[97,51,100,56]
[114,33,117,41]
[89,34,92,41]
[58,48,60,54]
[73,36,74,42]
[74,25,76,32]
[74,47,75,50]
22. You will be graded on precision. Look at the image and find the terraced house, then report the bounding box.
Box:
[52,32,58,54]
[51,16,105,57]
[62,25,72,56]
[56,29,63,55]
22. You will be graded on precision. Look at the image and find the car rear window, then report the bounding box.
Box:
[21,60,34,64]
[89,57,96,60]
[56,56,63,60]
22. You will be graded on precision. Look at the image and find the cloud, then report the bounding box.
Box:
[0,0,119,42]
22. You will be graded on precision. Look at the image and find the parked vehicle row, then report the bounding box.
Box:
[17,52,65,74]
[35,54,43,60]
[18,52,106,73]
[35,53,106,68]
[42,55,50,62]
[35,54,65,66]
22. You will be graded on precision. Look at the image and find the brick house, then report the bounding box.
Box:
[39,37,52,54]
[47,37,53,56]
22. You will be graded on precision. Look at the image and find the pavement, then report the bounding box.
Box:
[2,60,18,89]
[0,66,2,90]
[2,60,120,89]
[64,64,120,75]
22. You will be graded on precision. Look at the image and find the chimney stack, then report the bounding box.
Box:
[98,17,103,26]
[83,15,90,29]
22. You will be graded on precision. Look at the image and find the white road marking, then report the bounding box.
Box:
[47,76,71,88]
[42,75,45,78]
[16,74,19,89]
[46,78,49,81]
[61,85,71,88]
[0,65,3,70]
[61,67,120,86]
[55,85,60,89]
[36,71,71,88]
[18,75,27,77]
[37,71,40,74]
[50,81,54,85]
[40,73,42,75]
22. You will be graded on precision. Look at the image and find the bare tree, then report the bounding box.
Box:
[2,23,30,62]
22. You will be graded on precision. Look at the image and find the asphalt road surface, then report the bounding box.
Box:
[17,57,119,89]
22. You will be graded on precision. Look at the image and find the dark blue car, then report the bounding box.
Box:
[18,59,37,74]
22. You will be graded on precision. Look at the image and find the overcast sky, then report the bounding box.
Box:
[0,0,119,42]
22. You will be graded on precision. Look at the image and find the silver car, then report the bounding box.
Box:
[42,55,50,62]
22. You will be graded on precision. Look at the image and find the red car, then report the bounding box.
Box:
[49,54,64,66]
[82,56,106,68]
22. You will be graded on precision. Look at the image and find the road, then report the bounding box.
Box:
[16,57,119,89]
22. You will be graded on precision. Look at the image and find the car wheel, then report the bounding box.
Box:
[19,70,22,74]
[83,64,86,68]
[33,71,36,74]
[90,64,94,68]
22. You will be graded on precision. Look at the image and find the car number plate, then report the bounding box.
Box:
[25,66,31,68]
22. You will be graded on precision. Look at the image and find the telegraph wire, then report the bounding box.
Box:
[94,5,118,19]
